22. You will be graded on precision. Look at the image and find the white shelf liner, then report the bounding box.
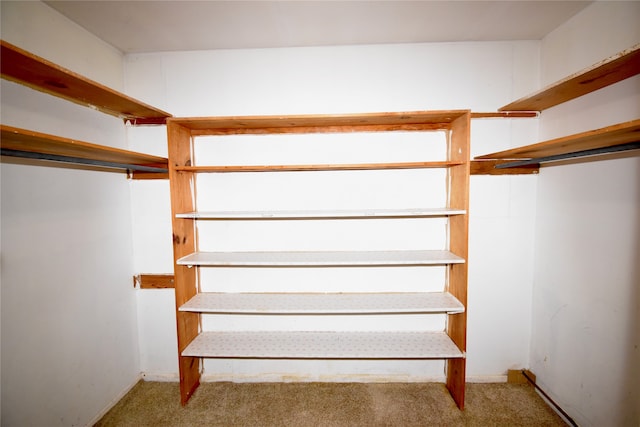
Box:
[179,292,464,314]
[176,208,466,219]
[182,331,464,359]
[177,250,465,266]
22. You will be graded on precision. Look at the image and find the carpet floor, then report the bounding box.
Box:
[95,381,566,426]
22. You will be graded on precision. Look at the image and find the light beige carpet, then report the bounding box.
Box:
[96,381,566,426]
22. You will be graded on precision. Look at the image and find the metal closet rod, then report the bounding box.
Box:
[495,141,640,169]
[0,149,169,173]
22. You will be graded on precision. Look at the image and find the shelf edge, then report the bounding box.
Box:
[499,44,640,112]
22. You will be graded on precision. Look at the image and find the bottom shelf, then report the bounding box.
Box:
[182,331,464,359]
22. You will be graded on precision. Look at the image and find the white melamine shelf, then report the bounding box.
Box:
[176,208,466,219]
[179,292,465,314]
[177,250,465,267]
[182,330,465,359]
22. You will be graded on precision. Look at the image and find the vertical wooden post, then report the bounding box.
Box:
[167,121,201,405]
[446,111,470,409]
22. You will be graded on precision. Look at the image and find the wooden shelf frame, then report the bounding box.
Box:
[1,40,172,124]
[1,125,168,173]
[168,110,470,408]
[475,119,640,168]
[169,110,466,135]
[500,44,640,112]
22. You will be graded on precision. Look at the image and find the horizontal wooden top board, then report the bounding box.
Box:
[475,119,640,160]
[500,44,640,111]
[1,40,171,123]
[169,110,469,135]
[1,125,168,167]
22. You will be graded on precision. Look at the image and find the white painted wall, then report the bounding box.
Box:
[531,2,640,426]
[0,1,124,90]
[127,41,540,382]
[6,0,637,423]
[0,2,141,425]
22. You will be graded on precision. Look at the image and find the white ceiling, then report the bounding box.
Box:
[44,1,592,53]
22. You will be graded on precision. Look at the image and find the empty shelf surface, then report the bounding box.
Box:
[179,292,465,314]
[182,331,464,359]
[176,208,466,219]
[177,250,465,266]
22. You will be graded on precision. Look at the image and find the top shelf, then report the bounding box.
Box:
[1,40,172,124]
[168,110,470,135]
[500,44,640,112]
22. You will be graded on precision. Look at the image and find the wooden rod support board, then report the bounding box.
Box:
[475,119,640,161]
[1,125,169,172]
[470,160,539,175]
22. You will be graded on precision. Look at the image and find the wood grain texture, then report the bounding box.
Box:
[1,40,171,122]
[169,110,468,134]
[446,113,470,410]
[135,274,175,289]
[470,160,539,175]
[129,171,170,180]
[167,110,472,409]
[470,112,538,119]
[447,358,466,410]
[447,114,470,348]
[1,125,168,167]
[500,44,640,111]
[475,119,640,160]
[167,122,201,405]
